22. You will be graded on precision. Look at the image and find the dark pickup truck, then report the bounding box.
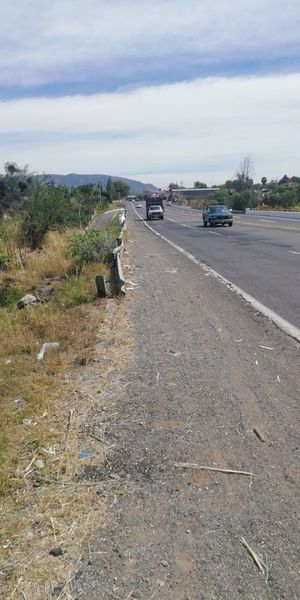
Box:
[203,205,233,227]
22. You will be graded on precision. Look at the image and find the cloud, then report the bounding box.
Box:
[1,74,300,185]
[1,0,300,92]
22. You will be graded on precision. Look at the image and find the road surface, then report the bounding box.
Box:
[134,203,300,330]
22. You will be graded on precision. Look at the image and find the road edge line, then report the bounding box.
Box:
[132,204,300,344]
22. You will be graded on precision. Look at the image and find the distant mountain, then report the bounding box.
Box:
[47,173,157,194]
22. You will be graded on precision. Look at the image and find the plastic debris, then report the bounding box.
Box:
[43,447,56,455]
[23,418,37,426]
[37,342,59,361]
[78,448,93,460]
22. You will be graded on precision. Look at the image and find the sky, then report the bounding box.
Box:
[0,0,300,187]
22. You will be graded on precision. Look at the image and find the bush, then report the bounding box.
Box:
[68,229,117,270]
[231,189,256,212]
[0,254,10,271]
[22,185,77,249]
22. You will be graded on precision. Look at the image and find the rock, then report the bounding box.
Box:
[46,275,68,282]
[49,547,64,557]
[35,282,55,302]
[161,559,169,567]
[52,586,63,597]
[74,356,87,366]
[16,294,39,309]
[109,473,121,480]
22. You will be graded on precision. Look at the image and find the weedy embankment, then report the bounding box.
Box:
[0,215,122,598]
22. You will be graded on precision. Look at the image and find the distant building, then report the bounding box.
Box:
[170,187,219,206]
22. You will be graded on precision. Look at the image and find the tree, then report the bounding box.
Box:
[233,155,254,192]
[0,162,34,214]
[22,185,74,249]
[168,182,181,190]
[261,177,267,186]
[106,177,113,202]
[112,180,129,199]
[194,181,207,189]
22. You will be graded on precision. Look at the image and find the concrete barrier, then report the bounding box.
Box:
[246,208,300,219]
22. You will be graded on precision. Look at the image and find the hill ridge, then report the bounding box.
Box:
[47,173,157,194]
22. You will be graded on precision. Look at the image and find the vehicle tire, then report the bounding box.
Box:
[229,222,233,227]
[203,220,207,227]
[161,216,164,220]
[209,222,214,227]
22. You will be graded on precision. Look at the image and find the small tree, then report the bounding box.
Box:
[233,155,254,192]
[194,181,207,189]
[112,180,130,199]
[22,185,74,249]
[168,182,181,190]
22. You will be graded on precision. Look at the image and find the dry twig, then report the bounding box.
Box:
[64,408,74,451]
[175,463,254,477]
[239,537,267,575]
[253,428,267,443]
[9,577,23,598]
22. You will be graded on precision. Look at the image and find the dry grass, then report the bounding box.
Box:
[0,226,117,597]
[0,297,111,597]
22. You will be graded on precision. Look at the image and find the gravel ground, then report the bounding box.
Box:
[74,210,299,600]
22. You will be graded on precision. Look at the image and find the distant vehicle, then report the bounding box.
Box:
[203,205,233,227]
[136,203,142,208]
[166,200,172,206]
[145,195,164,220]
[147,205,164,220]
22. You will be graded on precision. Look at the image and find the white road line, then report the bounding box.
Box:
[259,219,276,223]
[167,217,194,229]
[132,204,300,344]
[208,231,222,236]
[288,250,300,256]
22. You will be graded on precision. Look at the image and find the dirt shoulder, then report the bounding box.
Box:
[74,209,299,600]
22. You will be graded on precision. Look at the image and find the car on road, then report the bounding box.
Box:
[203,205,233,227]
[136,203,142,208]
[147,205,164,220]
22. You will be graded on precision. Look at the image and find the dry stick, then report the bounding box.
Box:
[239,537,267,574]
[50,517,57,542]
[24,451,38,474]
[253,427,267,443]
[9,577,23,598]
[40,477,102,486]
[174,463,255,477]
[64,408,74,451]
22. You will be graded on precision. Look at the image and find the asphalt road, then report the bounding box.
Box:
[133,204,300,330]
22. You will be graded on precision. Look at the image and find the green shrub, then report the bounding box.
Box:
[0,254,10,271]
[68,229,117,270]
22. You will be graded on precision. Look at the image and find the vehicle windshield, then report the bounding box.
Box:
[209,205,229,213]
[149,206,161,211]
